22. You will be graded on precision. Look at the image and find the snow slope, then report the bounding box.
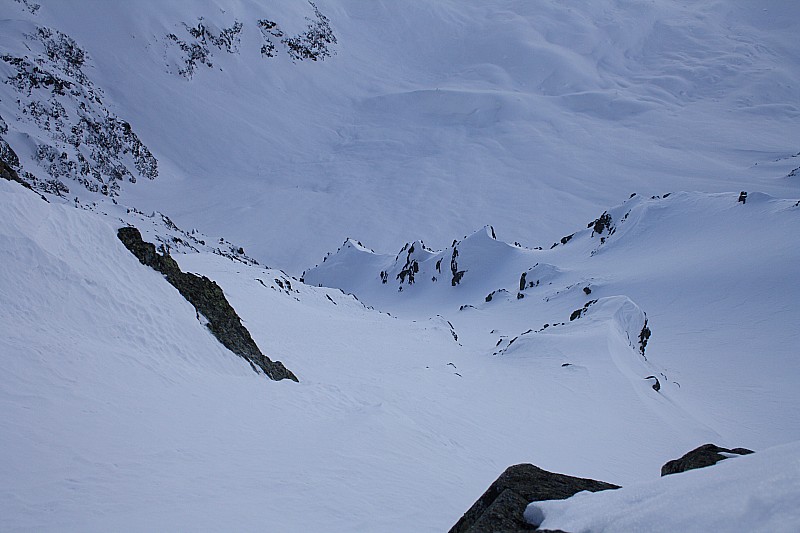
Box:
[2,0,800,530]
[1,0,798,270]
[3,178,799,531]
[307,191,800,452]
[0,179,460,531]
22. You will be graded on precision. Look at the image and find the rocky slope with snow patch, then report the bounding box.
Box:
[0,18,157,197]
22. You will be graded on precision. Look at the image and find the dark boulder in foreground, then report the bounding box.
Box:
[117,226,297,382]
[452,444,757,532]
[449,464,618,533]
[661,443,754,476]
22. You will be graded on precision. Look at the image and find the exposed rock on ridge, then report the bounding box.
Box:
[117,226,297,382]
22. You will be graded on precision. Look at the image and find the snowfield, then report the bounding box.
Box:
[1,0,799,531]
[2,179,799,531]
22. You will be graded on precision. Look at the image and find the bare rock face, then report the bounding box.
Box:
[661,444,754,476]
[117,226,297,382]
[449,464,618,533]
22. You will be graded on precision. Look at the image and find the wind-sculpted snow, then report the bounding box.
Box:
[497,296,650,362]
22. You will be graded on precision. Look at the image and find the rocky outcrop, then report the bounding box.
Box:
[13,0,40,14]
[449,464,618,533]
[638,320,651,356]
[1,146,27,188]
[167,1,336,77]
[661,443,753,476]
[117,226,297,382]
[166,18,244,77]
[1,24,158,196]
[569,299,597,321]
[588,211,613,236]
[451,246,466,286]
[281,1,337,62]
[396,243,420,285]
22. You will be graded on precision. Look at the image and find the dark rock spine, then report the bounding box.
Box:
[117,227,297,382]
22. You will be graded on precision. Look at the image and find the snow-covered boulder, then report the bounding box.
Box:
[449,463,618,533]
[660,443,754,477]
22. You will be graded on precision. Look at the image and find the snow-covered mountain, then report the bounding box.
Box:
[2,0,798,270]
[1,0,799,531]
[305,190,800,451]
